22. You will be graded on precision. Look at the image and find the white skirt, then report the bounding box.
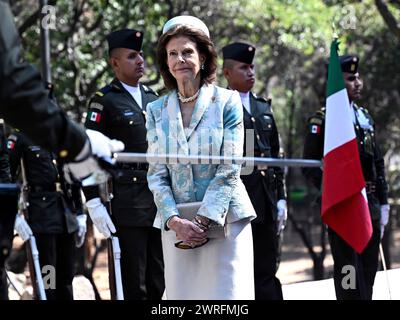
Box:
[162,218,254,300]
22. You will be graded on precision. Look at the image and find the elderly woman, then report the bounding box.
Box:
[146,15,256,300]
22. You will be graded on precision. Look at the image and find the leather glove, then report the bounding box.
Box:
[75,214,87,248]
[85,197,116,238]
[14,214,32,242]
[380,204,390,239]
[63,130,124,184]
[276,199,288,236]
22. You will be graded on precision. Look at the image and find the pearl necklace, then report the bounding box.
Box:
[177,89,200,103]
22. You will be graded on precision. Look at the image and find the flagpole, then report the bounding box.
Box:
[331,22,339,40]
[379,243,392,300]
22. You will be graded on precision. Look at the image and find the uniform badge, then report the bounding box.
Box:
[310,117,323,126]
[89,111,101,123]
[28,146,41,151]
[90,102,104,111]
[311,125,321,134]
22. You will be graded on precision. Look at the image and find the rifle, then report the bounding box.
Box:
[99,177,124,300]
[19,158,47,300]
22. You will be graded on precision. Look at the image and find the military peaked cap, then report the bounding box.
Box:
[106,28,143,54]
[222,42,256,64]
[339,55,359,74]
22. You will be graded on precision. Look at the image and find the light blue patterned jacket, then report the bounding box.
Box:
[146,84,256,229]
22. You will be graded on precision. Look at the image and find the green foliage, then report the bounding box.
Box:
[12,0,399,196]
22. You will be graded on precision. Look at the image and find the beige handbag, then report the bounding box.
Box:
[176,202,227,238]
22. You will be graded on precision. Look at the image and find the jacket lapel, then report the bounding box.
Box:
[165,91,189,155]
[249,92,260,116]
[185,85,211,140]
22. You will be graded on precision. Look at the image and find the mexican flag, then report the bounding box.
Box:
[321,39,372,254]
[89,111,101,123]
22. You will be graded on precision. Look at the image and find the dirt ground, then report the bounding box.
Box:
[89,223,400,300]
[6,222,400,300]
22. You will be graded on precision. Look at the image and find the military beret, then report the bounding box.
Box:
[222,42,256,64]
[339,55,359,74]
[106,28,143,54]
[162,15,210,38]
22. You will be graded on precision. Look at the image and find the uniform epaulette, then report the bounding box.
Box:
[142,84,158,96]
[95,85,112,97]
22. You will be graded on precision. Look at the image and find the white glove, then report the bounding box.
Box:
[14,214,32,242]
[86,129,125,160]
[63,130,124,183]
[380,204,390,239]
[75,214,87,248]
[276,199,287,236]
[85,197,116,238]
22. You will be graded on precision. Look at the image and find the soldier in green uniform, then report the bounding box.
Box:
[83,29,164,300]
[302,55,389,300]
[222,42,287,300]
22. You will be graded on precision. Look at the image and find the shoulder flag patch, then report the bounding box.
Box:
[7,140,15,150]
[310,124,321,134]
[89,110,101,123]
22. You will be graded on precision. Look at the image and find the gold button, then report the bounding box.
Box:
[36,154,40,158]
[129,120,133,125]
[59,150,68,158]
[261,171,266,176]
[251,117,256,123]
[133,177,137,182]
[2,248,9,256]
[268,124,271,128]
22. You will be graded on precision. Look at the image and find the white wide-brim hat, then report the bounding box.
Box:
[162,15,210,38]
